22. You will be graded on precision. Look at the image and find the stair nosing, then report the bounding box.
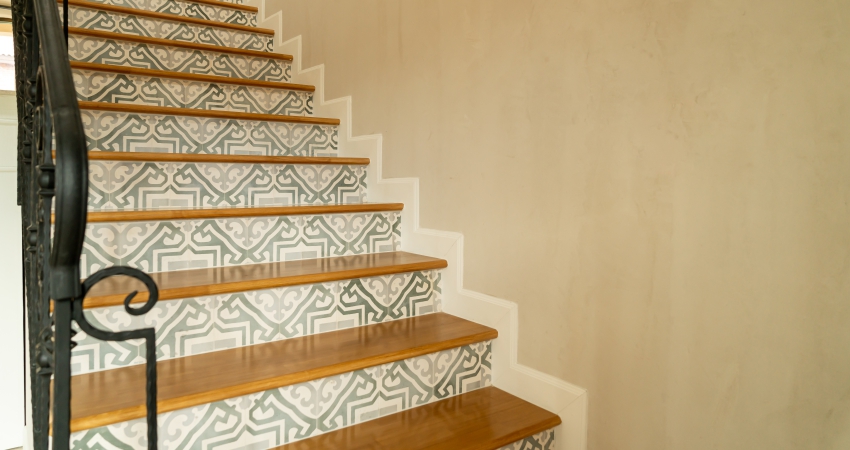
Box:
[69,27,292,61]
[62,0,274,35]
[84,203,404,222]
[69,313,496,432]
[272,387,562,450]
[79,101,341,125]
[71,61,315,91]
[177,0,258,13]
[81,252,449,309]
[85,151,367,165]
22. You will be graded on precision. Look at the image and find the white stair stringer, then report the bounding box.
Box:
[253,3,590,450]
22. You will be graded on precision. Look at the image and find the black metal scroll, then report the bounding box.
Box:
[75,266,159,448]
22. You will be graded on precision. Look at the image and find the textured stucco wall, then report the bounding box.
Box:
[266,1,850,448]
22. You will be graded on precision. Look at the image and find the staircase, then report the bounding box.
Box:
[60,0,561,447]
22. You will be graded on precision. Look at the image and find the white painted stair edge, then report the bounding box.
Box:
[252,3,590,449]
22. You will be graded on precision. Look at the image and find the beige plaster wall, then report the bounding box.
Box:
[267,0,850,448]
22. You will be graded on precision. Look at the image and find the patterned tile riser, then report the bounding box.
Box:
[498,429,556,450]
[80,211,402,276]
[82,111,338,157]
[66,5,273,51]
[88,161,366,211]
[68,36,292,82]
[74,69,313,116]
[72,270,443,374]
[70,340,491,449]
[79,0,258,26]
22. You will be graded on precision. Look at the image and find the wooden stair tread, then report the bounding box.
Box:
[85,203,403,222]
[79,101,341,125]
[61,0,274,35]
[69,28,293,61]
[70,61,315,91]
[69,313,497,432]
[84,151,367,165]
[82,251,448,309]
[275,387,561,450]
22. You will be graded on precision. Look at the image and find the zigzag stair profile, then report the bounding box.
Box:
[63,0,561,447]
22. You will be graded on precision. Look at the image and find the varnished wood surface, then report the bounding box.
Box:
[85,203,404,222]
[70,313,497,432]
[69,28,293,61]
[61,0,275,35]
[70,62,315,91]
[85,150,367,165]
[180,0,258,12]
[275,387,562,450]
[79,101,341,125]
[82,252,448,309]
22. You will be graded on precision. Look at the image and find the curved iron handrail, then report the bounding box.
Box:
[33,0,87,302]
[31,0,89,445]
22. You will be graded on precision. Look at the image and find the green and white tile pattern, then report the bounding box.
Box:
[87,161,365,210]
[82,111,337,156]
[80,211,401,276]
[74,69,313,115]
[71,270,441,374]
[66,5,272,51]
[498,429,555,450]
[51,0,537,446]
[80,0,258,26]
[69,341,492,449]
[68,35,291,82]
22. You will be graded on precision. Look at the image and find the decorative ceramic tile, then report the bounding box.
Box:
[311,363,433,433]
[66,5,272,51]
[498,429,556,450]
[81,0,258,26]
[214,289,284,349]
[71,270,441,374]
[432,270,443,312]
[301,212,401,256]
[68,35,291,82]
[337,276,390,325]
[432,340,492,399]
[82,110,337,156]
[86,160,365,211]
[71,320,145,375]
[277,282,338,338]
[80,211,401,276]
[387,270,440,319]
[176,1,256,27]
[79,0,147,10]
[69,342,491,449]
[72,296,217,374]
[183,81,311,115]
[74,69,313,116]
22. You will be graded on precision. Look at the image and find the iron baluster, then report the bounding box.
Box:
[76,267,160,448]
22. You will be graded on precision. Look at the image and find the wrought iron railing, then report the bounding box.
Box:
[12,0,160,447]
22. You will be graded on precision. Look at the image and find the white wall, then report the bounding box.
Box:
[0,90,24,449]
[265,1,850,448]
